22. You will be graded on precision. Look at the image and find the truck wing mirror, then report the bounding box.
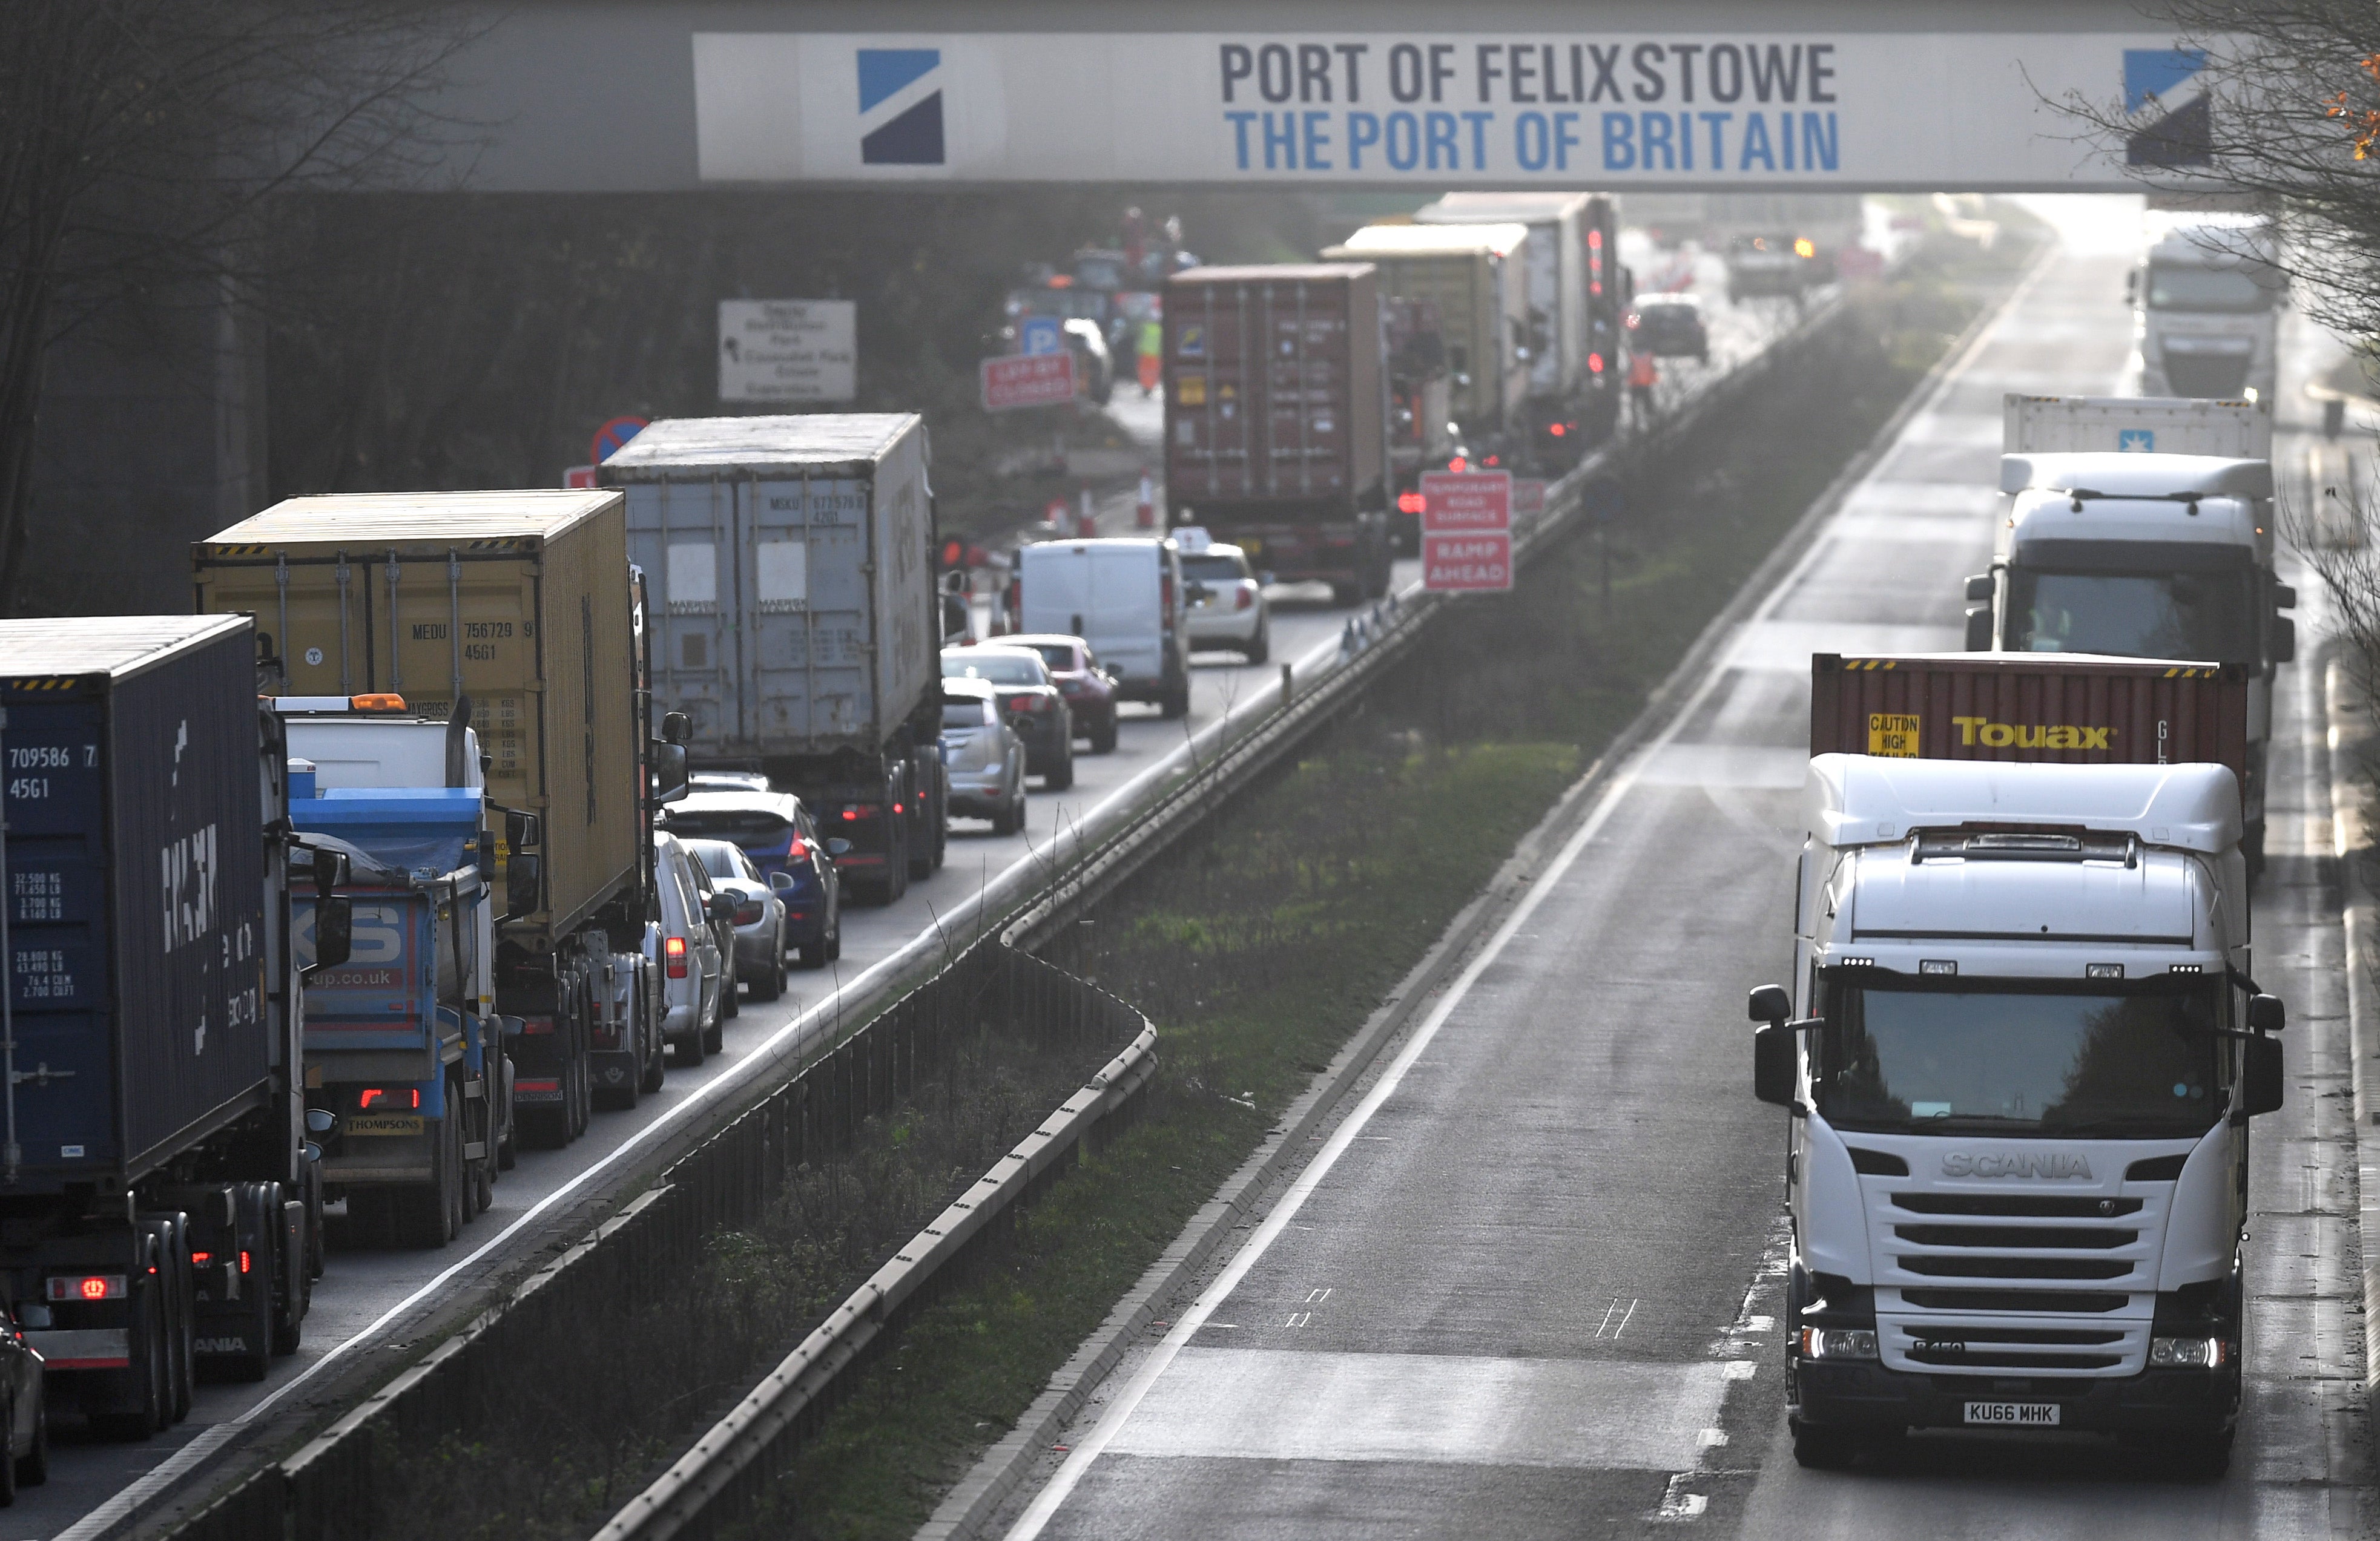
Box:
[310,895,354,973]
[2247,993,2287,1033]
[2270,617,2295,667]
[1963,573,1993,603]
[1753,1020,1799,1106]
[305,1107,340,1140]
[504,853,542,921]
[661,711,693,746]
[2242,1033,2284,1117]
[1965,606,1994,653]
[1747,984,1792,1024]
[2273,583,2297,610]
[652,742,690,804]
[506,809,542,851]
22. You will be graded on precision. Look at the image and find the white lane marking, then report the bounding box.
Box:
[1614,1299,1640,1339]
[1656,1474,1712,1520]
[1722,1361,1758,1381]
[1100,1349,1732,1471]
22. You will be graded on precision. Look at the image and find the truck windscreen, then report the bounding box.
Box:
[2145,263,2275,313]
[1816,976,2224,1138]
[2005,566,2253,668]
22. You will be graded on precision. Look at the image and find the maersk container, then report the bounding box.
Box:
[0,614,269,1188]
[1809,651,2248,786]
[599,414,938,766]
[191,491,641,947]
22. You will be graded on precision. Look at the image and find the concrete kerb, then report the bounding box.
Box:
[918,240,2050,1541]
[2325,654,2380,1458]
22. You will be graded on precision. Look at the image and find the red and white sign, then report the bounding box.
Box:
[1424,532,1512,592]
[563,465,599,489]
[981,352,1077,412]
[1512,479,1547,518]
[1420,470,1512,533]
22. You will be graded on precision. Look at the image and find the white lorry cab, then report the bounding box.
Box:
[1014,536,1192,719]
[2128,214,2283,402]
[1753,752,2287,1474]
[1971,398,2296,869]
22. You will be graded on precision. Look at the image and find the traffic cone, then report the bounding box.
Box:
[1136,471,1156,529]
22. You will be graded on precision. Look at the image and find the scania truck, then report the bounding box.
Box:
[1967,398,2296,868]
[1752,651,2287,1473]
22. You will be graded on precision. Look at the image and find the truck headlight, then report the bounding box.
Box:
[1798,1327,1878,1360]
[2149,1336,2227,1368]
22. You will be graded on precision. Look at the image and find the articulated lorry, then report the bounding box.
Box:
[1414,191,1627,466]
[2129,213,2283,402]
[601,415,947,905]
[1323,225,1532,470]
[1755,651,2285,1473]
[1164,264,1394,604]
[194,491,672,1151]
[0,616,334,1435]
[281,698,541,1247]
[1967,396,2295,867]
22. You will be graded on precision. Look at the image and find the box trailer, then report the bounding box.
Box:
[0,615,321,1428]
[1322,225,1532,451]
[600,415,946,904]
[1164,264,1394,603]
[194,491,659,1149]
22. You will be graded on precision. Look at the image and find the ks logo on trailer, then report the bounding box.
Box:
[859,48,945,165]
[2123,48,2210,168]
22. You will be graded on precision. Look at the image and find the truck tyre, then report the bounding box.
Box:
[888,826,912,902]
[1790,1421,1858,1470]
[399,1112,461,1250]
[567,1017,592,1140]
[0,1404,17,1505]
[101,1274,166,1439]
[495,1056,520,1169]
[228,1188,276,1382]
[17,1399,46,1487]
[153,1217,193,1422]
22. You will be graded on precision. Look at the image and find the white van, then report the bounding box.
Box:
[1014,537,1192,718]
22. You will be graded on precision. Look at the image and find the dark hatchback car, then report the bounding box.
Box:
[1000,633,1119,754]
[1627,297,1710,361]
[943,646,1075,789]
[660,792,845,970]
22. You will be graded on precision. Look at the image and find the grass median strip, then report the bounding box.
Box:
[713,224,2036,1540]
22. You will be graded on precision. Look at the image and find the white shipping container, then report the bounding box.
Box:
[2003,393,2272,460]
[601,415,937,761]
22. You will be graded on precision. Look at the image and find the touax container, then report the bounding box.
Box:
[601,415,946,903]
[1752,649,2286,1476]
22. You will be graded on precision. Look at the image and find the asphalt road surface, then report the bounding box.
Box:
[26,231,1811,1539]
[996,197,2373,1541]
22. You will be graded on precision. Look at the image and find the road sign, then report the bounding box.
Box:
[719,299,857,402]
[1423,532,1512,592]
[1020,316,1063,356]
[591,416,647,465]
[1420,470,1512,533]
[563,465,599,489]
[981,352,1076,412]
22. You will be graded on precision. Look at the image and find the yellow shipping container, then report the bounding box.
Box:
[193,491,642,948]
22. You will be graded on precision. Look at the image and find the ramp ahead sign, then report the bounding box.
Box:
[690,29,2192,191]
[1422,470,1513,592]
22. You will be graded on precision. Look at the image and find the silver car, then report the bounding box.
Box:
[940,678,1028,835]
[684,838,788,1003]
[650,832,728,1065]
[1179,537,1269,661]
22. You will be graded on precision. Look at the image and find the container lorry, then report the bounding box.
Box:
[1163,263,1394,605]
[193,491,672,1151]
[1386,297,1458,553]
[1322,224,1532,465]
[2128,213,2283,402]
[1755,649,2286,1474]
[1413,191,1627,464]
[599,415,948,906]
[1966,397,2295,868]
[0,616,335,1434]
[281,698,553,1247]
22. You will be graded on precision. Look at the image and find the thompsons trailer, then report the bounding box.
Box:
[1751,649,2284,1476]
[599,414,948,904]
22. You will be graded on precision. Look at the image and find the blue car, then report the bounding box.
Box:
[660,791,845,970]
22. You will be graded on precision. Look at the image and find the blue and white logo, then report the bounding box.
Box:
[859,48,944,165]
[1019,316,1063,356]
[2118,429,2155,453]
[2124,48,2209,168]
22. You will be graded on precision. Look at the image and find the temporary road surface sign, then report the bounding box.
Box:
[592,416,647,464]
[982,352,1076,411]
[1020,316,1063,355]
[1421,470,1512,533]
[1424,532,1512,592]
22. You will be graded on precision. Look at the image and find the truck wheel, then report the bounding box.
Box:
[398,1116,460,1250]
[99,1276,166,1439]
[155,1217,193,1422]
[888,827,912,902]
[1790,1421,1858,1470]
[0,1405,17,1505]
[567,1019,591,1140]
[495,1056,520,1169]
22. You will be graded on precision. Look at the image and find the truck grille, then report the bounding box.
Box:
[1868,1176,2166,1376]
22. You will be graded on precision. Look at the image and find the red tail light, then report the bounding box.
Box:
[1008,695,1040,712]
[521,1016,556,1036]
[1449,456,1466,473]
[786,836,810,861]
[735,901,763,924]
[1235,587,1253,611]
[1484,455,1500,467]
[239,1250,252,1276]
[191,1251,212,1266]
[1397,491,1425,514]
[1548,422,1566,437]
[358,1088,420,1111]
[665,935,688,979]
[51,1275,124,1302]
[1588,352,1605,373]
